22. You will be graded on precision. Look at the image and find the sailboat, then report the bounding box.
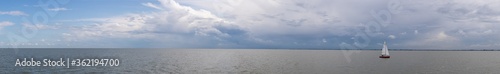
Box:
[379,41,390,58]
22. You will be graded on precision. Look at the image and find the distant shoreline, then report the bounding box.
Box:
[1,48,500,51]
[283,49,500,51]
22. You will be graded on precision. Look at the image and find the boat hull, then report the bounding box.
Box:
[379,55,390,58]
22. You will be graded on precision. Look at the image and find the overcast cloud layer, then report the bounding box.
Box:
[1,0,500,49]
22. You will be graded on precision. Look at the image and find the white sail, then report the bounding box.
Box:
[381,41,389,56]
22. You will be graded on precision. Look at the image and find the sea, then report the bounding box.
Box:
[1,48,499,74]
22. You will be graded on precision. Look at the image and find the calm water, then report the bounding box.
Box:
[1,49,500,74]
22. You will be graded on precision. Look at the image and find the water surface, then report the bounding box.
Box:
[1,49,499,74]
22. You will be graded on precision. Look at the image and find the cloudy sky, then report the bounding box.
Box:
[1,0,500,49]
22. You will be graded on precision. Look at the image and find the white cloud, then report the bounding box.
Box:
[22,23,59,30]
[48,7,69,11]
[0,21,14,30]
[414,30,419,34]
[64,14,154,41]
[64,0,333,48]
[142,2,162,10]
[60,0,500,48]
[0,11,27,16]
[64,0,249,47]
[400,32,407,35]
[388,35,396,39]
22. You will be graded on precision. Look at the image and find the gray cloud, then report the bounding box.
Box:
[62,0,500,49]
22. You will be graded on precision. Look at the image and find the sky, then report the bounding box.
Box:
[1,0,500,49]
